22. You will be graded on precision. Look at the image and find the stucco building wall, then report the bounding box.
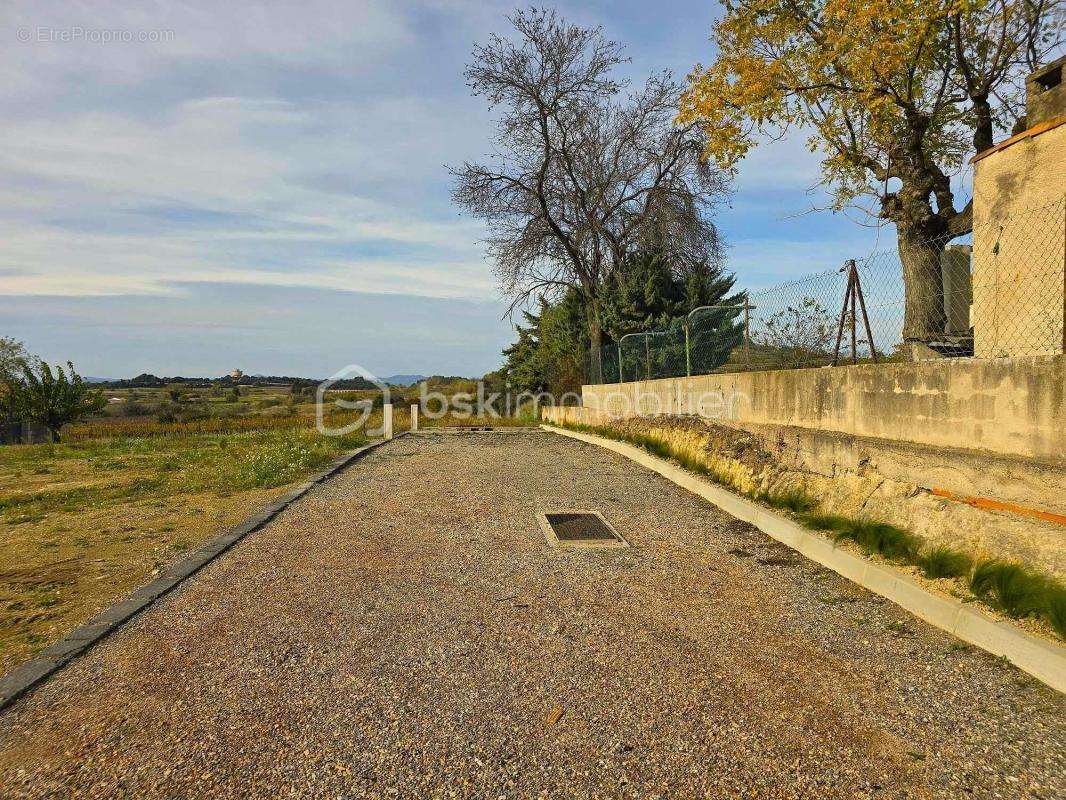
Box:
[971,120,1065,358]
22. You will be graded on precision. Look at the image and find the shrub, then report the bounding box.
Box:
[175,404,210,423]
[916,546,973,579]
[156,402,181,424]
[970,560,1048,619]
[121,401,151,418]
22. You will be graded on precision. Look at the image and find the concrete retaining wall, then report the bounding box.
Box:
[579,355,1064,462]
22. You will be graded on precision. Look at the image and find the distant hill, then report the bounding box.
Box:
[382,374,427,386]
[96,373,377,390]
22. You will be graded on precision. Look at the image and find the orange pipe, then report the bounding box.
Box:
[930,487,1066,527]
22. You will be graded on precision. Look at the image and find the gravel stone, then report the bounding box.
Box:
[0,432,1062,799]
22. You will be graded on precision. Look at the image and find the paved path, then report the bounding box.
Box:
[0,432,1062,799]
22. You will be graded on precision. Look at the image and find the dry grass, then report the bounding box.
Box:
[0,486,286,672]
[65,399,378,441]
[0,424,369,672]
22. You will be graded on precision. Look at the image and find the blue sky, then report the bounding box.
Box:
[0,1,933,378]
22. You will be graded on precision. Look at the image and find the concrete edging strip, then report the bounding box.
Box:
[543,424,1066,694]
[0,433,407,712]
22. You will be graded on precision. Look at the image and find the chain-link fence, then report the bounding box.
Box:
[587,197,1065,383]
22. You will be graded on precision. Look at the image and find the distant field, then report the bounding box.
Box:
[74,383,537,439]
[0,382,537,672]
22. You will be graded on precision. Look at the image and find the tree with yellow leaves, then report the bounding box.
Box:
[681,0,1062,341]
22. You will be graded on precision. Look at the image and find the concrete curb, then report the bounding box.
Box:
[544,424,1066,694]
[0,433,406,712]
[411,426,543,434]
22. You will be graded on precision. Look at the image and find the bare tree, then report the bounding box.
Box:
[451,8,730,381]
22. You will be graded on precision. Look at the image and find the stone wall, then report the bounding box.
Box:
[577,355,1064,462]
[0,420,52,445]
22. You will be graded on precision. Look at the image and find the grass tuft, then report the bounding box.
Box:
[844,521,920,561]
[916,546,973,579]
[758,488,817,513]
[797,512,853,533]
[799,513,918,561]
[970,560,1050,619]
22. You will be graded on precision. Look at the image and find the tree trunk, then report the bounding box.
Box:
[897,223,946,341]
[586,295,604,384]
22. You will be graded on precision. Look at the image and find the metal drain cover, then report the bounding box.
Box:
[538,511,629,549]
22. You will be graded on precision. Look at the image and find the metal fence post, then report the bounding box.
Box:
[684,322,692,377]
[743,296,751,368]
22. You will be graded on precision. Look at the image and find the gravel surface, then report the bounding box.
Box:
[0,432,1062,799]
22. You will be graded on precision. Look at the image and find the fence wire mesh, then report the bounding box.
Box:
[588,197,1065,383]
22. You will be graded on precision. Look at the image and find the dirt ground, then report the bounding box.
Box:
[0,432,1062,799]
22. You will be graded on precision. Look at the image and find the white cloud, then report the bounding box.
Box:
[0,1,499,302]
[2,2,413,95]
[0,0,891,362]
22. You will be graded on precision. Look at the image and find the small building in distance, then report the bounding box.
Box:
[970,56,1065,359]
[230,369,243,382]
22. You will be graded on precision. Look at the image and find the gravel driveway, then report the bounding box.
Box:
[0,432,1062,799]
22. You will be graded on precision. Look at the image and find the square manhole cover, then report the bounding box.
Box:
[538,511,629,549]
